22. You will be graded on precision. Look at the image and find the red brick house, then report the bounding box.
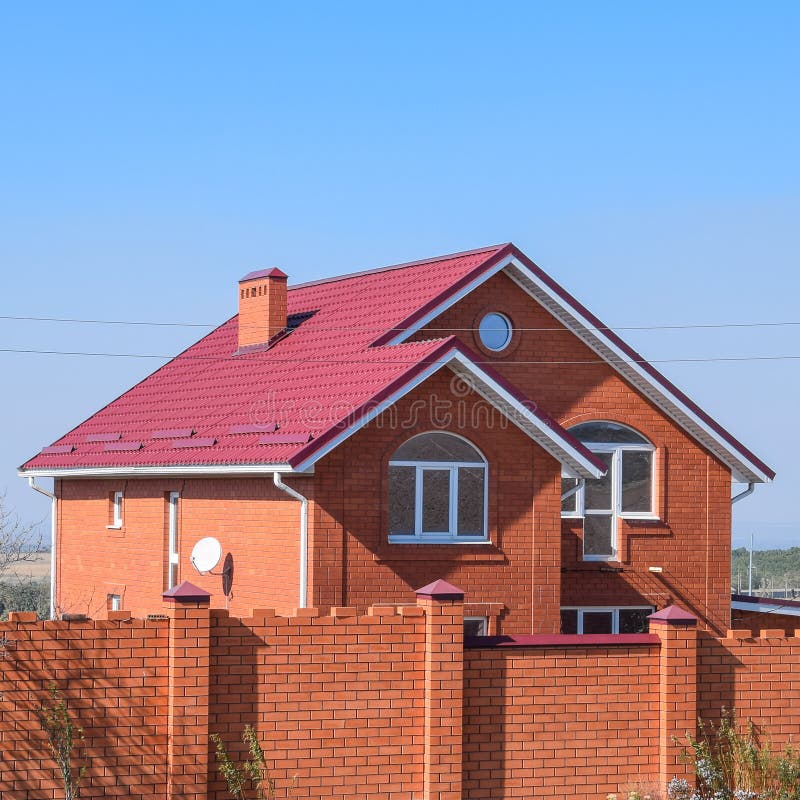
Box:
[19,243,773,635]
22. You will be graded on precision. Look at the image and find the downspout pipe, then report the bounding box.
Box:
[27,476,56,619]
[273,472,309,609]
[732,482,756,505]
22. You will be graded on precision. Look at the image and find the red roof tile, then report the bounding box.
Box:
[22,246,511,471]
[19,242,773,482]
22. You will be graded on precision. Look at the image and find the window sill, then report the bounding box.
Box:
[375,541,506,563]
[106,524,123,530]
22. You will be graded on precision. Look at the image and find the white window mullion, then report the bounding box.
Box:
[168,491,180,589]
[449,466,458,538]
[414,466,423,536]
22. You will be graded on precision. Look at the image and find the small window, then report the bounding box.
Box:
[478,312,512,352]
[560,606,654,634]
[167,492,180,589]
[108,491,123,529]
[561,422,656,561]
[464,616,488,637]
[388,432,487,542]
[107,594,121,611]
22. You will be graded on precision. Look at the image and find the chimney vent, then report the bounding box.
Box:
[237,268,288,350]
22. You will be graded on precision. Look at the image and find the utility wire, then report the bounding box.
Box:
[1,314,800,333]
[0,347,799,365]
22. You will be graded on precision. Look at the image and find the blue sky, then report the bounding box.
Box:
[0,2,797,548]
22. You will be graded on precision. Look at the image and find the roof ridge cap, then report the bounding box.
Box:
[288,244,509,291]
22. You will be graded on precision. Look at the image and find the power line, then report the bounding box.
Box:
[1,313,800,333]
[1,346,799,365]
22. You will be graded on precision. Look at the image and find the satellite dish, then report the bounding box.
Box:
[191,537,222,573]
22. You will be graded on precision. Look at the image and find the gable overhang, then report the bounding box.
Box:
[378,246,774,485]
[18,463,299,479]
[289,345,606,479]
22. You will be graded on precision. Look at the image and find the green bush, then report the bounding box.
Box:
[0,578,50,619]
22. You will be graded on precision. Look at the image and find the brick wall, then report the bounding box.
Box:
[312,369,564,634]
[698,628,800,747]
[207,603,428,799]
[411,270,734,633]
[4,593,800,799]
[731,607,800,635]
[56,477,303,619]
[0,612,169,799]
[463,642,661,798]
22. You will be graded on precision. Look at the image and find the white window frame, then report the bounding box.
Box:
[107,490,124,529]
[109,594,122,612]
[167,491,180,589]
[388,433,489,544]
[561,430,657,562]
[464,616,489,636]
[561,605,655,634]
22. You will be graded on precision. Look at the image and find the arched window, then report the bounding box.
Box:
[561,421,655,561]
[388,432,487,542]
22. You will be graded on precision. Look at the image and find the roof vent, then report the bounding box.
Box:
[237,268,288,350]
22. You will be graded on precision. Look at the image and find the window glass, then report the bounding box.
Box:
[393,432,483,463]
[464,617,488,636]
[561,477,579,513]
[584,514,614,557]
[389,432,487,540]
[621,451,653,513]
[582,610,614,635]
[478,312,512,351]
[457,467,484,536]
[619,608,652,634]
[388,466,416,534]
[569,421,649,445]
[422,469,450,532]
[560,609,578,634]
[584,452,613,509]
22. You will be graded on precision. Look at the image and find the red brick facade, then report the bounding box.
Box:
[3,592,798,800]
[54,269,737,633]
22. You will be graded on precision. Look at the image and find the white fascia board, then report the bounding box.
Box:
[376,249,769,484]
[18,463,302,479]
[503,263,771,484]
[731,600,800,617]
[446,352,604,479]
[290,356,451,473]
[382,254,518,346]
[291,348,604,479]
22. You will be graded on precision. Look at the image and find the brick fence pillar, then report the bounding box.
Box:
[649,605,698,790]
[416,579,465,800]
[163,581,212,800]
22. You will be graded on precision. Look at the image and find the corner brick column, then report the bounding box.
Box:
[649,605,698,789]
[163,581,212,800]
[416,579,465,800]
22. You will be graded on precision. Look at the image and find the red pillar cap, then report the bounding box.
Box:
[415,579,465,600]
[648,605,697,625]
[162,581,211,604]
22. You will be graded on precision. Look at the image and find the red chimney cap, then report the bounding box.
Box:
[415,579,465,600]
[240,268,288,283]
[162,581,211,604]
[648,605,697,625]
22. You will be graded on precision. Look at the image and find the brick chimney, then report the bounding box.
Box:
[237,268,288,349]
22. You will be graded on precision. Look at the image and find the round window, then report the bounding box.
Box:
[478,312,512,352]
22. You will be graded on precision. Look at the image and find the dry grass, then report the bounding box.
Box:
[3,551,50,580]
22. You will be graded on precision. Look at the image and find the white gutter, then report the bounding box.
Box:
[19,463,298,479]
[273,472,309,609]
[731,482,756,504]
[27,476,57,619]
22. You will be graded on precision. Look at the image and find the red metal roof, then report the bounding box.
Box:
[20,243,774,479]
[22,246,515,470]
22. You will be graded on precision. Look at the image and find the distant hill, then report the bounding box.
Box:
[732,547,800,594]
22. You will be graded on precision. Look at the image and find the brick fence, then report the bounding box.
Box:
[1,582,799,799]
